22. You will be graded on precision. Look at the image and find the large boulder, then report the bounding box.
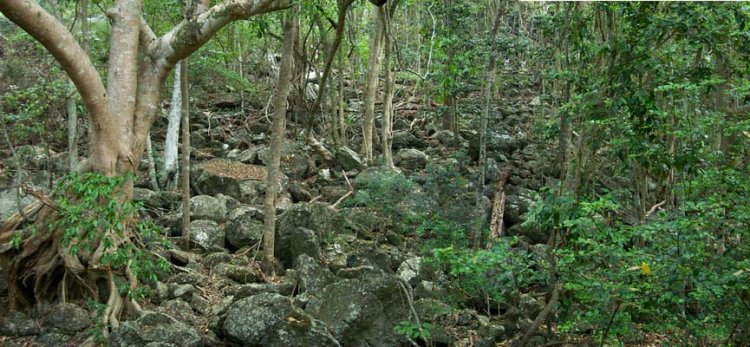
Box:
[468,130,519,161]
[394,148,428,172]
[504,185,536,226]
[190,220,225,251]
[276,227,323,268]
[192,159,284,204]
[225,205,264,249]
[189,195,227,222]
[335,146,365,171]
[293,254,335,294]
[392,131,426,150]
[222,293,336,347]
[306,275,409,347]
[109,312,202,347]
[277,202,345,237]
[42,303,90,334]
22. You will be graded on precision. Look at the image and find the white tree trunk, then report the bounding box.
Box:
[162,66,182,189]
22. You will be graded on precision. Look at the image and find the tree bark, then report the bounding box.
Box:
[180,59,191,249]
[381,4,395,169]
[473,4,503,250]
[163,67,183,190]
[0,0,291,312]
[263,11,296,276]
[362,7,386,164]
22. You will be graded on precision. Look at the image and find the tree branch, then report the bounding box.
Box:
[149,0,292,66]
[0,0,107,123]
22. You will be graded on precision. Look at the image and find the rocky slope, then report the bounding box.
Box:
[0,80,556,346]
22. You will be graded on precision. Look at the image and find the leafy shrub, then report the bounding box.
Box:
[50,172,171,298]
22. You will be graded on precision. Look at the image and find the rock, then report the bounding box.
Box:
[414,281,446,299]
[257,142,309,180]
[170,284,195,300]
[277,202,344,239]
[306,275,409,347]
[160,299,196,326]
[189,195,227,222]
[227,147,260,164]
[324,243,349,272]
[42,303,90,333]
[277,227,323,268]
[441,192,491,233]
[294,254,335,293]
[0,311,41,336]
[0,189,35,223]
[519,293,544,318]
[505,185,535,226]
[192,159,274,203]
[394,148,428,172]
[203,252,233,269]
[110,312,202,347]
[190,220,224,251]
[397,257,427,286]
[335,146,365,171]
[132,188,172,209]
[468,130,518,161]
[213,263,263,284]
[222,293,336,346]
[392,131,426,150]
[34,332,72,347]
[230,281,296,300]
[433,130,459,147]
[225,205,264,249]
[288,182,313,202]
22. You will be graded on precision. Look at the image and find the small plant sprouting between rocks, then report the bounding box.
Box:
[394,320,432,341]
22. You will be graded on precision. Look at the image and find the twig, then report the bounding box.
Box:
[600,300,622,347]
[332,171,354,208]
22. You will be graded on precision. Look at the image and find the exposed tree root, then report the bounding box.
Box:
[0,199,151,336]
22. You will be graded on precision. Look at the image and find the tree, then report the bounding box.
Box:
[361,6,385,164]
[263,10,296,277]
[0,0,291,325]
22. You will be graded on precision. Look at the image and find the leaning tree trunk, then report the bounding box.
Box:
[263,11,296,276]
[361,7,385,164]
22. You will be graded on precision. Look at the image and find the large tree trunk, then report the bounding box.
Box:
[361,7,386,164]
[263,12,296,276]
[0,0,292,321]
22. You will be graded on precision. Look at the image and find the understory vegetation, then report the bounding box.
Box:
[1,1,749,346]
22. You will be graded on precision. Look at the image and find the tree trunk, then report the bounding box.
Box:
[362,7,385,164]
[381,5,395,169]
[180,58,191,249]
[473,4,503,250]
[146,134,160,190]
[0,0,292,317]
[263,12,296,276]
[163,67,183,190]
